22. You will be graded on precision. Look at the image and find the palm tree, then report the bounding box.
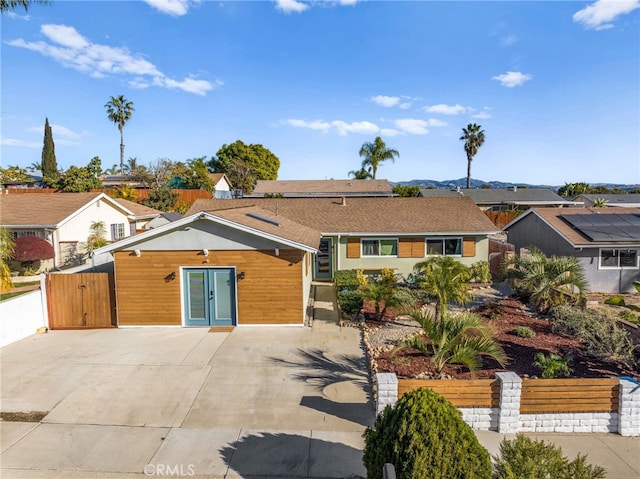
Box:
[413,256,471,321]
[0,228,15,291]
[358,136,399,179]
[592,198,608,208]
[104,95,135,174]
[502,247,588,313]
[401,310,506,377]
[348,166,373,180]
[103,164,120,175]
[460,123,485,188]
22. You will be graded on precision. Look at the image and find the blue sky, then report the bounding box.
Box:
[2,0,639,186]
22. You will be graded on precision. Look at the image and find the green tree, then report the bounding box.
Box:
[401,310,506,376]
[41,117,58,184]
[0,165,33,187]
[413,256,471,321]
[209,140,280,193]
[364,387,492,479]
[557,182,591,198]
[104,95,135,174]
[54,157,103,192]
[0,228,15,291]
[348,166,373,179]
[103,164,120,175]
[85,221,108,254]
[358,136,398,179]
[1,0,49,13]
[171,157,215,191]
[144,188,178,212]
[502,247,588,313]
[460,123,485,189]
[392,185,420,197]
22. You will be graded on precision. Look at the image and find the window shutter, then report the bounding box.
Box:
[347,238,361,258]
[398,238,412,258]
[463,237,476,257]
[411,238,425,257]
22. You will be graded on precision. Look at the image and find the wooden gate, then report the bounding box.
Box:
[46,273,116,329]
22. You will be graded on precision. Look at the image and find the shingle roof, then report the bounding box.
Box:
[252,179,393,196]
[0,192,128,227]
[419,188,569,205]
[508,207,640,246]
[210,206,321,249]
[575,194,640,206]
[186,196,497,234]
[113,198,162,217]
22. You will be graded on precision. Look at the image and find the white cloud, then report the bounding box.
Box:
[338,0,359,5]
[424,104,468,115]
[143,0,197,16]
[371,95,400,107]
[284,119,331,132]
[573,0,640,30]
[274,0,309,13]
[399,102,411,110]
[394,119,429,135]
[380,128,401,137]
[500,34,518,46]
[492,71,532,88]
[472,111,492,120]
[426,118,447,127]
[7,24,219,96]
[0,136,40,148]
[332,120,378,136]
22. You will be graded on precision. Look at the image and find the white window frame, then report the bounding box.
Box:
[361,238,398,257]
[425,237,463,257]
[11,231,39,240]
[599,248,639,270]
[110,223,126,241]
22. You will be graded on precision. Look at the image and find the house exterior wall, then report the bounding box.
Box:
[334,235,489,278]
[576,249,640,293]
[302,251,313,320]
[505,214,575,257]
[114,249,305,326]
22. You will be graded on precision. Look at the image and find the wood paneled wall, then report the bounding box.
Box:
[520,378,619,413]
[398,378,500,408]
[114,249,304,326]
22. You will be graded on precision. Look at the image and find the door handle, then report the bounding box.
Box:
[209,291,214,300]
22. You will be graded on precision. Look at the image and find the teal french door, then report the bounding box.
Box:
[183,268,236,326]
[315,238,333,279]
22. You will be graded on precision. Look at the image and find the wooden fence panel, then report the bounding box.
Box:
[398,379,500,408]
[521,378,619,413]
[47,273,116,329]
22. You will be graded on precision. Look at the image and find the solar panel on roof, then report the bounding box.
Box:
[560,214,640,242]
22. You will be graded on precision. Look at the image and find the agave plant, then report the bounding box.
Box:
[400,309,507,377]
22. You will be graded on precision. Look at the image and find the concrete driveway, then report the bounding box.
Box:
[0,293,373,478]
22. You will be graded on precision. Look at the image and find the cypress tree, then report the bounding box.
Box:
[41,117,58,181]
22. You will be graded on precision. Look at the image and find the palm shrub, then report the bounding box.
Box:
[363,387,492,479]
[532,352,573,378]
[501,247,588,313]
[413,256,471,320]
[550,305,636,367]
[359,270,411,320]
[494,435,606,479]
[400,310,506,377]
[468,260,491,283]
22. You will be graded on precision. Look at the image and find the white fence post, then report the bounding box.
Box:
[496,371,522,433]
[376,372,398,414]
[618,377,640,437]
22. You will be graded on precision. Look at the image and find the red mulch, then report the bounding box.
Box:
[369,297,639,380]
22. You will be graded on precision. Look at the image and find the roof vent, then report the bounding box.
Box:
[341,197,347,206]
[508,186,517,192]
[247,212,281,227]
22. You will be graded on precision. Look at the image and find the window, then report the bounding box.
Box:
[10,231,38,240]
[110,223,126,240]
[426,238,462,256]
[361,239,398,257]
[600,249,638,269]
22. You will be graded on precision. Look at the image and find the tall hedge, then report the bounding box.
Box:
[363,387,492,479]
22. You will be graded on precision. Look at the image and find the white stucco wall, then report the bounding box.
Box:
[0,285,47,347]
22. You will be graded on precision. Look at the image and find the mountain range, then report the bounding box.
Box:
[391,178,640,192]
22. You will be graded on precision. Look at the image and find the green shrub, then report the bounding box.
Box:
[363,388,492,479]
[509,326,536,338]
[533,352,573,378]
[468,260,491,283]
[494,435,606,479]
[551,305,637,368]
[620,310,639,324]
[604,295,626,306]
[337,290,364,316]
[335,269,360,291]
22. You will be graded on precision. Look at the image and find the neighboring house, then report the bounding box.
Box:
[250,179,394,197]
[573,194,640,208]
[112,198,163,233]
[502,207,640,293]
[419,187,579,211]
[0,192,134,268]
[145,212,183,230]
[208,173,234,198]
[92,207,320,327]
[186,196,498,281]
[99,174,146,189]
